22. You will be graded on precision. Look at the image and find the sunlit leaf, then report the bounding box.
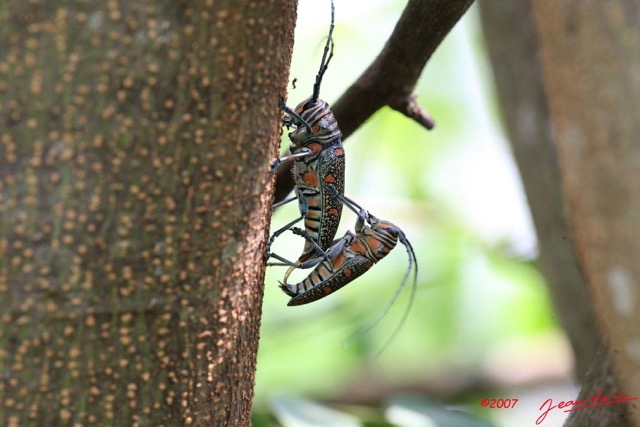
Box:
[270,396,362,427]
[385,395,495,427]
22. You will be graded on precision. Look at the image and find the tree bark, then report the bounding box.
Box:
[0,1,295,425]
[530,0,640,425]
[565,343,631,426]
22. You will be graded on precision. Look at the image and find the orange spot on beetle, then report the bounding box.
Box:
[365,237,384,250]
[302,172,319,186]
[308,143,322,154]
[305,211,320,220]
[343,269,352,277]
[324,174,335,183]
[327,208,339,216]
[334,148,344,156]
[298,252,312,262]
[312,125,321,133]
[323,286,333,295]
[331,254,346,269]
[350,241,367,255]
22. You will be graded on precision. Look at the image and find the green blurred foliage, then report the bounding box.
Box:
[257,1,564,425]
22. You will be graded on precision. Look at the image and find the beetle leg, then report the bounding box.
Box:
[325,183,367,224]
[270,147,312,171]
[272,195,297,209]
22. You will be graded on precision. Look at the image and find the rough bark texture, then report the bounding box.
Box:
[274,0,475,203]
[0,1,295,426]
[530,0,640,425]
[565,342,631,426]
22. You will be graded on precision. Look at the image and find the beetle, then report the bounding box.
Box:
[280,189,417,308]
[265,0,345,272]
[278,187,418,352]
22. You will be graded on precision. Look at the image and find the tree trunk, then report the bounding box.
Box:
[478,0,601,379]
[0,1,295,425]
[529,0,640,425]
[479,3,632,425]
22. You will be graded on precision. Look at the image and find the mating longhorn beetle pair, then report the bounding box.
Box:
[265,0,418,347]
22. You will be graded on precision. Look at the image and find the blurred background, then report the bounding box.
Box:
[256,1,576,425]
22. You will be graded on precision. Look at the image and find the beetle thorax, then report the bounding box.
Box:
[288,97,341,147]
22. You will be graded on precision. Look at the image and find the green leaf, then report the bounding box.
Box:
[270,396,362,427]
[385,395,495,427]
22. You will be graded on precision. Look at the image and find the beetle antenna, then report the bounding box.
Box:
[311,0,335,101]
[344,229,418,357]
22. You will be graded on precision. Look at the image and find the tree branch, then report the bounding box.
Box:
[274,0,475,202]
